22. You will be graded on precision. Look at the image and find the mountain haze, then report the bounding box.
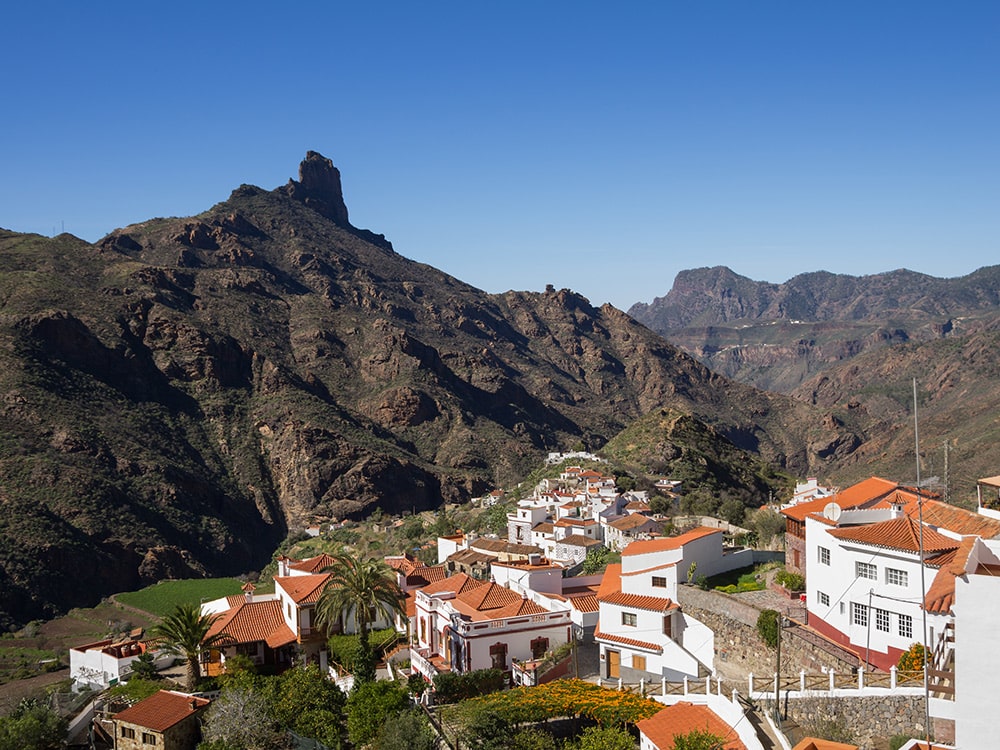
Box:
[0,153,859,628]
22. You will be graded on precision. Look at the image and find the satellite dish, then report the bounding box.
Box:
[823,502,842,522]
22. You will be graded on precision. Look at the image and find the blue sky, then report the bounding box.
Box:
[2,1,997,311]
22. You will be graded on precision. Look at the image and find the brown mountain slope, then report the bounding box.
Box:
[628,265,1000,392]
[792,316,1000,503]
[0,153,858,628]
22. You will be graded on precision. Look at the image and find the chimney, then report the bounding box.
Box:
[242,581,256,603]
[190,699,198,712]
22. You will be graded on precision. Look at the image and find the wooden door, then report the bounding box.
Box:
[607,649,620,679]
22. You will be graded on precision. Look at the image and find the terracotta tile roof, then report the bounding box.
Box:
[568,594,600,613]
[624,527,722,555]
[419,572,487,598]
[781,476,900,522]
[594,629,663,653]
[637,702,746,749]
[448,549,495,565]
[889,496,1000,539]
[609,514,658,531]
[114,690,210,732]
[206,599,296,649]
[828,516,958,554]
[792,739,859,750]
[600,591,679,613]
[595,563,678,612]
[288,553,338,574]
[532,522,555,535]
[423,575,548,621]
[472,539,542,555]
[554,517,597,528]
[625,501,652,512]
[924,536,977,614]
[557,534,603,547]
[275,573,330,605]
[406,566,447,587]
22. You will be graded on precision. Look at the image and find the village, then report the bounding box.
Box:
[44,459,1000,749]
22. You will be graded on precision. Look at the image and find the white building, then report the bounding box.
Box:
[595,528,730,682]
[410,573,571,681]
[70,635,170,689]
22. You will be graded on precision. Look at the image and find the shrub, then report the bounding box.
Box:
[757,609,779,649]
[774,570,805,591]
[434,668,506,703]
[897,643,926,672]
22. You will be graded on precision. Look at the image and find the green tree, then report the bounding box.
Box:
[672,728,727,749]
[574,725,635,750]
[510,727,557,750]
[0,700,67,750]
[345,680,410,747]
[266,664,345,745]
[129,650,160,681]
[315,553,405,684]
[482,503,510,536]
[748,506,785,547]
[582,546,620,575]
[151,602,229,691]
[459,706,511,750]
[198,687,289,750]
[374,710,435,750]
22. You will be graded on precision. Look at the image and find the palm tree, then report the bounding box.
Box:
[314,553,405,683]
[151,602,229,691]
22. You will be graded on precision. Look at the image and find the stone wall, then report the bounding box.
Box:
[782,693,927,750]
[677,585,859,677]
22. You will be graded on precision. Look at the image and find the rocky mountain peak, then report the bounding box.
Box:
[279,150,350,226]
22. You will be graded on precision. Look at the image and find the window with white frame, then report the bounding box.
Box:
[856,561,877,580]
[817,590,829,606]
[899,613,913,639]
[818,547,830,565]
[885,568,908,586]
[622,612,637,627]
[875,608,890,632]
[851,602,868,626]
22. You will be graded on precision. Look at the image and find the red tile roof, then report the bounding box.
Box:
[595,564,678,612]
[419,573,548,620]
[554,517,597,527]
[878,495,1000,539]
[113,690,210,732]
[792,739,859,750]
[924,536,977,614]
[558,534,602,547]
[624,527,722,555]
[568,594,600,613]
[288,553,338,573]
[609,514,659,531]
[637,702,746,750]
[828,516,958,554]
[275,573,330,605]
[205,599,296,649]
[781,477,900,522]
[594,629,663,653]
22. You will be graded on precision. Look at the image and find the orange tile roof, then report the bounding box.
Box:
[609,514,659,531]
[924,536,977,614]
[595,564,678,612]
[275,573,330,605]
[637,702,746,750]
[406,566,447,587]
[781,477,900,522]
[419,573,548,620]
[828,516,959,554]
[624,527,722,555]
[206,599,296,649]
[881,496,1000,539]
[558,534,602,547]
[114,690,210,732]
[419,572,487,598]
[792,739,859,750]
[625,501,652,512]
[288,553,338,573]
[568,594,600,613]
[594,629,663,653]
[554,517,597,527]
[532,522,556,534]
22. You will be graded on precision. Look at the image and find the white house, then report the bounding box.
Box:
[70,634,171,689]
[804,490,1000,672]
[410,573,571,682]
[638,698,757,749]
[595,528,727,682]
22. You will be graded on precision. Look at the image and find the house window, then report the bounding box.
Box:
[817,591,829,607]
[622,612,637,627]
[651,576,667,588]
[818,547,830,565]
[663,614,673,638]
[633,655,647,671]
[851,602,868,627]
[856,562,877,580]
[899,613,913,639]
[142,732,158,745]
[875,609,890,633]
[419,618,426,644]
[489,642,508,670]
[886,568,908,586]
[530,637,549,660]
[121,727,136,739]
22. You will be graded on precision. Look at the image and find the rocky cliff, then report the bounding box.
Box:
[0,154,860,628]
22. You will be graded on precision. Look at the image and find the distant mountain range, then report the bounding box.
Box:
[629,265,1000,503]
[1,152,859,628]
